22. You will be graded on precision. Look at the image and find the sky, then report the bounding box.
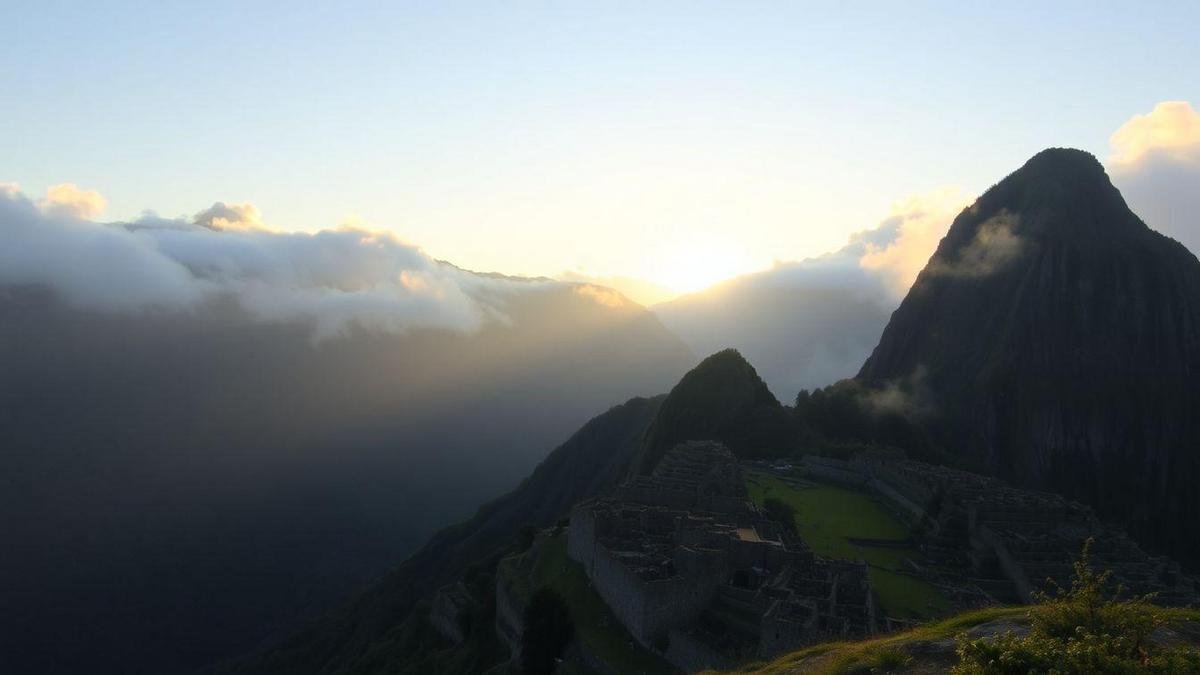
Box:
[3,1,1198,301]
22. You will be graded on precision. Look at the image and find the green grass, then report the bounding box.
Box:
[745,471,950,620]
[520,532,677,675]
[736,606,1200,675]
[720,606,1029,674]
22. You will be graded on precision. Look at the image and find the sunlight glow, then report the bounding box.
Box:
[648,237,758,295]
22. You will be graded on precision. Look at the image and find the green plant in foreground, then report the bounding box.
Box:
[952,539,1200,674]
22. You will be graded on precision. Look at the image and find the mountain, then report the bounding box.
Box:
[634,348,799,474]
[0,281,692,674]
[232,394,665,674]
[653,259,893,401]
[858,148,1200,566]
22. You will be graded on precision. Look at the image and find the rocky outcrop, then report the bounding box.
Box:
[858,148,1200,567]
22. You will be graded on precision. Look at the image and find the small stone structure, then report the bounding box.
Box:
[568,441,876,670]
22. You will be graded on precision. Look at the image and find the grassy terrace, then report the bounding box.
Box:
[719,605,1028,674]
[507,531,676,675]
[744,470,950,620]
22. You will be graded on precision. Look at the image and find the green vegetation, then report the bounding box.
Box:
[520,588,574,674]
[745,471,950,620]
[727,542,1200,675]
[724,606,1027,674]
[953,539,1200,674]
[518,532,676,674]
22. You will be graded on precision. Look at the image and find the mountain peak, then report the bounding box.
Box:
[857,148,1200,566]
[928,148,1147,269]
[633,348,794,474]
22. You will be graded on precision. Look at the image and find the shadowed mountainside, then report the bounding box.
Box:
[858,148,1200,566]
[230,395,665,674]
[0,281,691,675]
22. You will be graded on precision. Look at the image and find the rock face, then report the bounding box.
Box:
[858,148,1200,566]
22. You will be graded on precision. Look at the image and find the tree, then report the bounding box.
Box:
[520,588,574,675]
[763,497,798,535]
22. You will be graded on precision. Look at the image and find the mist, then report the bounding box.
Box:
[0,187,694,673]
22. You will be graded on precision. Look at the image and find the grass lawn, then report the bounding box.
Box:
[745,471,950,620]
[523,532,677,675]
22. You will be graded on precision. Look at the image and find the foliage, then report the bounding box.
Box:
[860,645,913,673]
[520,588,574,675]
[952,539,1200,674]
[762,497,798,534]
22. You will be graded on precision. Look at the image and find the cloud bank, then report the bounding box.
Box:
[1109,101,1200,256]
[0,187,562,338]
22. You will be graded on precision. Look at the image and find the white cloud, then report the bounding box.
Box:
[1109,101,1200,168]
[856,187,970,297]
[1108,101,1200,256]
[193,201,271,231]
[0,186,554,338]
[40,183,108,219]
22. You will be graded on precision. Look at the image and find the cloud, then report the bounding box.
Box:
[1107,101,1200,256]
[0,186,554,338]
[1109,101,1200,167]
[558,270,674,306]
[571,283,632,309]
[862,365,934,418]
[40,183,108,219]
[856,187,970,297]
[928,212,1024,279]
[193,201,270,231]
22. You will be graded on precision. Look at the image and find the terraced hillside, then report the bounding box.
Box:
[744,470,950,622]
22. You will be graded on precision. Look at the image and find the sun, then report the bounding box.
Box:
[651,239,756,296]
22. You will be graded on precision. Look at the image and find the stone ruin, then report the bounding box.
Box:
[568,441,876,672]
[799,453,1199,610]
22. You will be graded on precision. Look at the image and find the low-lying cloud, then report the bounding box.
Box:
[0,186,563,338]
[928,212,1024,280]
[856,187,971,297]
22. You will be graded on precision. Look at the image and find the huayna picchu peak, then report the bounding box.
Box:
[859,147,1200,567]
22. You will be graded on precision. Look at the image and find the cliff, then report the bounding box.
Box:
[858,148,1200,566]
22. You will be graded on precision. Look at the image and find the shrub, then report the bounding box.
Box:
[520,588,574,675]
[762,497,798,534]
[952,538,1200,674]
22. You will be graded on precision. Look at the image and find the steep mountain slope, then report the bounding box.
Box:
[232,395,665,674]
[857,148,1200,566]
[0,281,691,674]
[635,348,799,473]
[655,264,893,400]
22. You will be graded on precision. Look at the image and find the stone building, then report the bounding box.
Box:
[568,441,877,671]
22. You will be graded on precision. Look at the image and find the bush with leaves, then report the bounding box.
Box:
[762,497,798,534]
[953,539,1200,674]
[519,588,574,675]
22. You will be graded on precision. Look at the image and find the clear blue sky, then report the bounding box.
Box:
[3,1,1197,290]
